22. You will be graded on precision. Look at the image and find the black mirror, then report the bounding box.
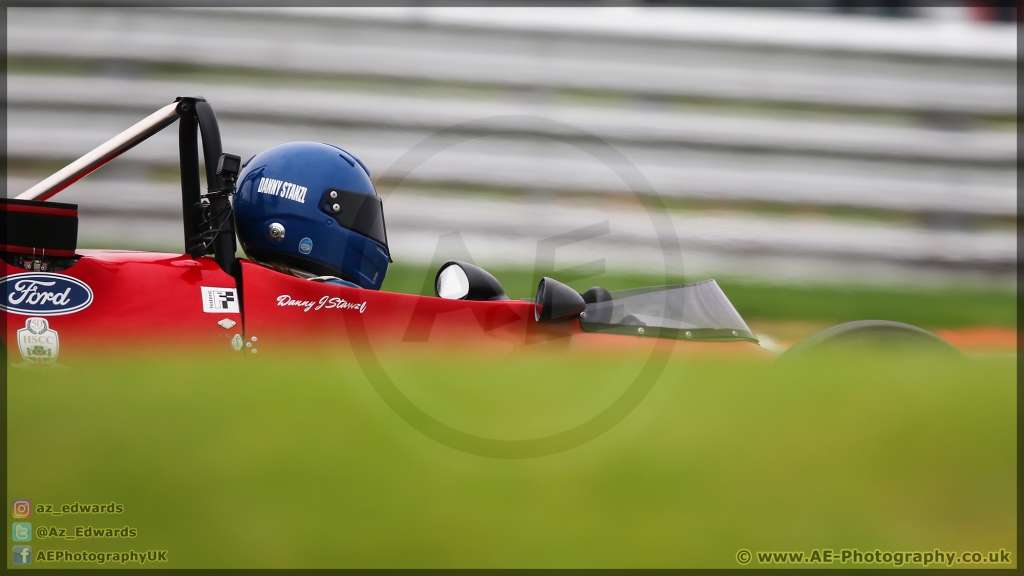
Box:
[534,277,586,322]
[435,261,509,301]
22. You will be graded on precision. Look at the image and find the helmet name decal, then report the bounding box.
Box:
[276,294,367,314]
[257,177,308,204]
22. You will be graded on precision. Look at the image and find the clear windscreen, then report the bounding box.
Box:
[580,279,757,342]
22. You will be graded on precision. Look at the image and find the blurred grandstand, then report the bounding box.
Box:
[5,6,1016,287]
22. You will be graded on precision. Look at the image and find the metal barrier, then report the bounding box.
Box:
[5,7,1017,283]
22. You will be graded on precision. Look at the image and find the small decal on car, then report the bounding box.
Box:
[18,317,59,365]
[201,286,239,313]
[1,273,94,316]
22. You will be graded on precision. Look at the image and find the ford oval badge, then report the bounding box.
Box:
[1,273,94,316]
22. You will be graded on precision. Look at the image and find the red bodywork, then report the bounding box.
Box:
[4,250,771,363]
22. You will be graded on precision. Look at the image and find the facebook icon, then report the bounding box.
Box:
[12,546,31,565]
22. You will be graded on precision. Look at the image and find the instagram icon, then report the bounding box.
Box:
[11,500,31,518]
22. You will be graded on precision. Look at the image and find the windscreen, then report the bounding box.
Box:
[579,279,757,342]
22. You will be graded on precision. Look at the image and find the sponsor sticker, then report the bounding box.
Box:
[200,287,239,314]
[1,273,93,316]
[298,237,313,255]
[18,317,59,365]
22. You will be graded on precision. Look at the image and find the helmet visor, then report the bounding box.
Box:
[321,188,389,252]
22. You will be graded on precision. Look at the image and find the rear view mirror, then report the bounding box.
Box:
[436,264,470,299]
[434,261,509,301]
[534,277,586,323]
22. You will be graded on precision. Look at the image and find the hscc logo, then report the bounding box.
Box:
[18,317,60,365]
[1,273,94,316]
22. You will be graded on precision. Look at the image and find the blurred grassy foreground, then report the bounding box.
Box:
[6,348,1016,568]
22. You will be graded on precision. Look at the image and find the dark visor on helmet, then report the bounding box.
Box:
[320,188,389,253]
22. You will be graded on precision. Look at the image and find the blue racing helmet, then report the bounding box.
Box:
[233,142,390,289]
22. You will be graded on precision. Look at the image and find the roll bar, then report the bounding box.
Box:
[15,97,240,274]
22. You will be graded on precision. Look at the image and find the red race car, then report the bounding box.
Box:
[3,98,955,366]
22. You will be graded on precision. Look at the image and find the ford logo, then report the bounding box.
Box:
[1,273,94,316]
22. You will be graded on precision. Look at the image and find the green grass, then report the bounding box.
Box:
[717,279,1017,330]
[381,263,1017,330]
[6,350,1016,568]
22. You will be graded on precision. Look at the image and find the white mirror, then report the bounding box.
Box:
[436,264,470,300]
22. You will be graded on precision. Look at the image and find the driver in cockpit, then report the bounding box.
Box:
[231,141,391,289]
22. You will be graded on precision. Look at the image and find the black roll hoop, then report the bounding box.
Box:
[176,96,240,274]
